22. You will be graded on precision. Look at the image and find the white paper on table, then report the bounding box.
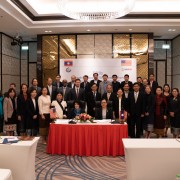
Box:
[93,119,112,123]
[55,119,69,124]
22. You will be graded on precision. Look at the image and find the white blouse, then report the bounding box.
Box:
[51,100,67,119]
[38,95,51,115]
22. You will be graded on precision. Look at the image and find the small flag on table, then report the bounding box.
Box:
[64,60,73,66]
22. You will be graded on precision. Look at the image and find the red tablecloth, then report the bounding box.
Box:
[47,124,128,156]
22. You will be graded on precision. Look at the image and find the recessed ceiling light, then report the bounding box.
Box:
[45,30,52,33]
[86,29,91,32]
[129,29,133,31]
[21,45,29,50]
[162,44,170,49]
[168,29,176,32]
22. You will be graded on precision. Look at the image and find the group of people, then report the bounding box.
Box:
[0,73,180,143]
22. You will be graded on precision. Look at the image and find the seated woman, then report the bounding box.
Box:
[68,100,85,119]
[95,99,113,120]
[51,92,67,119]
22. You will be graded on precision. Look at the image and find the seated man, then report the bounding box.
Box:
[95,99,113,120]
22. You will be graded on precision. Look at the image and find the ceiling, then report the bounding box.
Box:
[0,0,180,41]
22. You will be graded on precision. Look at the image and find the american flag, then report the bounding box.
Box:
[64,60,73,66]
[121,60,132,66]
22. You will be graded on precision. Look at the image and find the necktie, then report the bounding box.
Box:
[93,92,96,100]
[76,88,79,98]
[107,93,110,100]
[135,92,138,103]
[63,87,66,100]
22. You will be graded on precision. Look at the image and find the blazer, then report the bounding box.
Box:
[69,87,85,101]
[121,81,133,91]
[102,92,117,111]
[17,94,28,116]
[95,107,113,120]
[80,82,91,93]
[26,98,39,129]
[52,81,63,89]
[89,80,102,89]
[148,80,158,94]
[58,86,71,101]
[67,82,75,89]
[98,81,112,96]
[112,81,121,93]
[47,85,57,101]
[3,97,17,121]
[127,91,145,116]
[51,100,67,119]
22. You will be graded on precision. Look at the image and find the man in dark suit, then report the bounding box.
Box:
[67,75,76,89]
[69,79,85,101]
[28,78,41,98]
[86,83,101,117]
[102,84,117,113]
[89,73,101,90]
[121,74,133,92]
[127,82,145,138]
[46,77,57,101]
[137,77,144,93]
[112,74,121,94]
[148,73,158,94]
[52,74,63,89]
[80,75,91,99]
[58,79,71,101]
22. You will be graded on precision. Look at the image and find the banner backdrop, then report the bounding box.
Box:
[60,58,137,82]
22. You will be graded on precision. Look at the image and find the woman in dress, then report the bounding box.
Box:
[51,92,67,119]
[17,83,29,136]
[38,87,51,144]
[26,88,39,136]
[169,88,180,138]
[68,100,85,119]
[163,84,171,137]
[143,85,155,138]
[3,88,17,136]
[95,99,113,120]
[154,86,167,138]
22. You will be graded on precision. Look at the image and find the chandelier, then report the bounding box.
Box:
[59,0,136,20]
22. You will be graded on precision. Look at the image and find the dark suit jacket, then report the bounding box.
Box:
[127,91,145,116]
[80,82,91,93]
[69,87,85,101]
[17,94,28,117]
[47,86,57,101]
[95,107,113,120]
[121,81,133,91]
[89,80,102,89]
[102,92,117,111]
[148,81,158,94]
[112,81,121,93]
[86,91,101,116]
[26,98,39,129]
[67,82,75,89]
[58,86,71,101]
[52,81,63,89]
[114,96,127,118]
[28,86,41,98]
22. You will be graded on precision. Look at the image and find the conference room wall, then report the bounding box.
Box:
[172,35,180,89]
[1,34,20,93]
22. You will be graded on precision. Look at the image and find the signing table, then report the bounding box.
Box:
[47,120,128,156]
[123,139,180,180]
[0,137,39,180]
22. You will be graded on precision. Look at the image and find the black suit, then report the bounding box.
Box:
[58,86,71,101]
[80,82,91,100]
[121,81,133,91]
[148,81,158,94]
[128,91,145,138]
[102,92,117,111]
[67,82,75,89]
[95,107,113,120]
[112,81,121,93]
[26,98,39,131]
[52,81,63,89]
[47,85,57,101]
[89,80,102,90]
[87,91,101,117]
[69,87,85,101]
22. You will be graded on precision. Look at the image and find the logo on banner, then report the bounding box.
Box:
[121,60,132,66]
[64,60,73,66]
[66,67,71,72]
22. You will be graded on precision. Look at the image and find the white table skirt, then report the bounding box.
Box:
[0,169,13,180]
[123,139,180,180]
[0,137,39,180]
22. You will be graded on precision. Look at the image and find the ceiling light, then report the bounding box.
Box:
[21,45,29,50]
[45,30,52,33]
[129,29,133,31]
[59,0,136,20]
[87,29,91,32]
[162,44,170,49]
[168,29,176,32]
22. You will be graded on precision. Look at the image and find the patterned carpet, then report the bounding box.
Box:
[35,144,127,180]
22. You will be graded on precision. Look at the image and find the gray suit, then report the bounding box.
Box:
[98,81,112,96]
[58,86,71,101]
